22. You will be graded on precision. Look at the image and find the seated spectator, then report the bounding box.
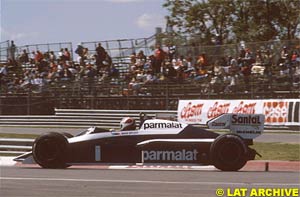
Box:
[109,64,119,79]
[59,63,73,81]
[0,64,8,77]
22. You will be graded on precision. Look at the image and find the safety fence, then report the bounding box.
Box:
[0,109,176,154]
[0,138,33,155]
[15,42,73,60]
[0,40,9,62]
[0,109,177,128]
[81,35,156,62]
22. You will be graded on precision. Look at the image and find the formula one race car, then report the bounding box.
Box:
[15,113,265,171]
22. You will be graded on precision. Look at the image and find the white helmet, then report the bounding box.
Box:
[120,117,136,131]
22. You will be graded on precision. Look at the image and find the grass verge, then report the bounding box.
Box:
[251,142,300,161]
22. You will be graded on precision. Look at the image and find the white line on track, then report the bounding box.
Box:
[1,177,299,186]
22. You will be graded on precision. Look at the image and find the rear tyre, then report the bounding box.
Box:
[210,134,247,171]
[32,132,69,169]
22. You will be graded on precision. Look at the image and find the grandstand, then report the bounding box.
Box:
[0,33,299,115]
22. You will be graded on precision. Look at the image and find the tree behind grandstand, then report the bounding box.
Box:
[163,0,300,45]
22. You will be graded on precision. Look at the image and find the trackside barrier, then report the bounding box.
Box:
[178,99,300,126]
[0,109,177,128]
[0,138,34,154]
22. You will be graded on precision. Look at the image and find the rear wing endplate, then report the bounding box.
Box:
[207,113,265,139]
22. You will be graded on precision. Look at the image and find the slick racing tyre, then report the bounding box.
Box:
[32,132,69,169]
[210,134,247,171]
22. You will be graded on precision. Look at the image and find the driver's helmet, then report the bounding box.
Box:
[120,117,136,131]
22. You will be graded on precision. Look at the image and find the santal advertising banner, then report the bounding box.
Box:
[178,99,299,126]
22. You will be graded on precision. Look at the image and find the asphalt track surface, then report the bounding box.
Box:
[1,166,299,197]
[0,127,299,144]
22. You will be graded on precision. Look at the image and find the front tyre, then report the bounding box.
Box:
[32,132,69,169]
[210,134,247,171]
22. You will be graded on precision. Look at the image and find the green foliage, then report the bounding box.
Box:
[163,0,300,44]
[251,142,300,161]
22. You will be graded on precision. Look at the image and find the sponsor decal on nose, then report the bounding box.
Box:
[143,149,198,161]
[143,122,183,130]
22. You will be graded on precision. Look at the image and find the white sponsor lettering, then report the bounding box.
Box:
[143,122,183,130]
[143,149,198,161]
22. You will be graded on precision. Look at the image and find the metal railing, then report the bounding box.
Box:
[16,42,74,61]
[0,40,9,62]
[0,138,33,154]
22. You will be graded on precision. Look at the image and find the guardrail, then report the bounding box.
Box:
[0,109,177,128]
[0,138,33,154]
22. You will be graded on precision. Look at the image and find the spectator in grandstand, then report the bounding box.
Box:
[58,48,64,60]
[213,60,225,80]
[291,50,298,63]
[109,64,120,79]
[167,44,176,61]
[243,48,255,66]
[279,46,289,63]
[35,50,44,63]
[59,63,73,81]
[144,70,157,84]
[137,50,147,65]
[49,51,56,62]
[96,43,106,65]
[128,76,142,96]
[19,50,29,64]
[251,50,265,75]
[82,48,90,62]
[162,61,177,81]
[29,51,36,63]
[196,53,208,68]
[64,48,71,61]
[75,43,84,57]
[8,40,16,61]
[85,63,97,94]
[153,44,166,74]
[185,56,194,71]
[0,64,8,77]
[194,65,208,81]
[241,62,252,91]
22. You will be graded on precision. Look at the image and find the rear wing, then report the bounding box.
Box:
[207,113,265,139]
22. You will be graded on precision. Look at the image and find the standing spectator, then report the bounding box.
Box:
[75,43,84,57]
[137,50,147,65]
[19,50,29,63]
[153,44,166,74]
[8,41,16,61]
[29,51,36,63]
[96,43,106,64]
[64,48,71,61]
[35,50,44,63]
[85,64,97,94]
[49,51,56,62]
[167,45,176,60]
